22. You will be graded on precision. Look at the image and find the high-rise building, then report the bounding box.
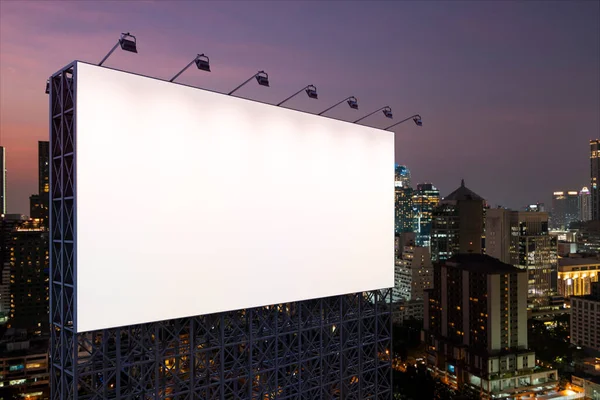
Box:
[392,242,432,321]
[431,180,484,262]
[422,254,558,398]
[0,146,6,215]
[9,219,49,334]
[393,242,432,303]
[395,165,414,234]
[591,140,600,220]
[412,183,440,248]
[580,186,592,222]
[486,209,558,303]
[395,164,411,188]
[37,141,49,225]
[571,282,600,352]
[551,190,579,230]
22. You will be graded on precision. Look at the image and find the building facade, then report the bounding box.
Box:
[570,282,600,352]
[581,186,592,222]
[591,140,600,221]
[0,333,49,399]
[9,219,49,334]
[412,183,440,248]
[431,180,484,262]
[557,256,600,297]
[422,254,558,399]
[395,165,414,234]
[392,242,432,304]
[551,190,580,230]
[485,209,558,304]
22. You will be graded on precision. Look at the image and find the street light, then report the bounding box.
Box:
[277,85,318,106]
[353,106,393,124]
[384,114,423,131]
[228,71,269,95]
[98,32,137,66]
[169,54,210,82]
[317,96,358,116]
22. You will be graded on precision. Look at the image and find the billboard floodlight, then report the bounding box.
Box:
[229,70,270,95]
[99,32,137,66]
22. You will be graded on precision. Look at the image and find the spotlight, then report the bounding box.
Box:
[99,32,138,66]
[170,54,210,82]
[305,85,318,99]
[383,107,393,119]
[347,97,358,109]
[229,71,270,95]
[45,79,50,95]
[255,71,269,87]
[119,32,137,53]
[277,85,318,106]
[194,54,210,72]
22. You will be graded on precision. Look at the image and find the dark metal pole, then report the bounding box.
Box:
[318,96,353,116]
[353,106,390,124]
[98,41,120,66]
[277,86,309,106]
[384,114,422,130]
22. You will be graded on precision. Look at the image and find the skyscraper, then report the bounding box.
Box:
[486,209,558,303]
[551,190,579,230]
[0,146,6,215]
[395,165,414,234]
[422,254,558,397]
[394,164,411,188]
[431,180,484,262]
[412,183,440,248]
[591,140,600,220]
[37,141,49,225]
[580,186,592,222]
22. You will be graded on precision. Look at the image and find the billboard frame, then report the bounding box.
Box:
[49,61,392,399]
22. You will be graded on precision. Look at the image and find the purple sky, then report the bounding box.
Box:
[1,1,598,214]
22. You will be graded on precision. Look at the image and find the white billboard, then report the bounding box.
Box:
[75,61,394,332]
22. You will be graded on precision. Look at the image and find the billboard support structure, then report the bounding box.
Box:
[49,61,392,399]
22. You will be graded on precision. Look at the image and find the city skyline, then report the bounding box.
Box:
[1,1,599,214]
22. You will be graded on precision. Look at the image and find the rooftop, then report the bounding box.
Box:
[443,179,484,202]
[558,256,600,267]
[445,253,523,274]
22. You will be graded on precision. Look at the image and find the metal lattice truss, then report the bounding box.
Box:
[50,62,392,400]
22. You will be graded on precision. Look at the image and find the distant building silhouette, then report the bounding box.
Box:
[413,183,440,248]
[395,165,414,234]
[431,180,484,262]
[0,147,5,215]
[9,219,49,334]
[580,186,592,222]
[551,190,579,230]
[590,140,600,220]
